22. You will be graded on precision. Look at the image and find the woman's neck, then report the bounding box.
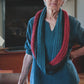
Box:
[46,8,59,20]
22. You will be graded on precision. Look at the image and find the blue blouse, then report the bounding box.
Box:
[24,15,84,84]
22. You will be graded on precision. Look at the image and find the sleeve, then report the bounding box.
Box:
[24,17,34,55]
[70,16,84,46]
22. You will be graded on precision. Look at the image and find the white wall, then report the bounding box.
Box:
[62,0,75,16]
[0,0,5,48]
[0,0,3,37]
[77,0,84,28]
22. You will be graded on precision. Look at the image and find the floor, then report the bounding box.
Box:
[79,73,84,84]
[0,73,28,84]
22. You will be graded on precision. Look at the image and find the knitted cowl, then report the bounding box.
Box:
[31,7,70,74]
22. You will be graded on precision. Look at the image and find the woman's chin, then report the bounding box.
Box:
[51,7,58,10]
[49,5,57,9]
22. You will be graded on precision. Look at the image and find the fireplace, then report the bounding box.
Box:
[5,0,44,51]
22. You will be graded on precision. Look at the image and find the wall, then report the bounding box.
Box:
[0,0,3,37]
[77,0,84,28]
[62,0,75,16]
[1,0,84,48]
[0,0,5,48]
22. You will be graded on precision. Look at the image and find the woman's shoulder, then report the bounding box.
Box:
[26,16,35,32]
[28,16,35,25]
[69,15,84,46]
[26,17,35,36]
[69,15,81,32]
[69,15,80,25]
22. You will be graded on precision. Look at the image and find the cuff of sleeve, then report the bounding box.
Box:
[26,50,32,55]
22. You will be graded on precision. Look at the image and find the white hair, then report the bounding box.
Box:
[43,0,67,6]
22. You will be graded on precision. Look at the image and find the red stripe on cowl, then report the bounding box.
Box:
[31,10,42,58]
[31,9,70,66]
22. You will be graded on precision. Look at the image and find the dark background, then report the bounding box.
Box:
[5,0,44,50]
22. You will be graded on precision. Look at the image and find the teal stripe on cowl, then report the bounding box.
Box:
[45,9,63,62]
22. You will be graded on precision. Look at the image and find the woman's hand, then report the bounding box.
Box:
[70,46,84,60]
[70,52,76,60]
[18,54,33,84]
[18,75,28,84]
[18,78,23,84]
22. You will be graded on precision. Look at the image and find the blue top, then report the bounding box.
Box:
[24,12,84,84]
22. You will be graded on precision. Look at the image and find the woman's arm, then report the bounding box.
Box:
[70,46,84,60]
[18,54,33,84]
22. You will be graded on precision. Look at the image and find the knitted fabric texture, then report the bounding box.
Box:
[31,8,70,67]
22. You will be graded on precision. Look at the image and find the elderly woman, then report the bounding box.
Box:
[18,0,84,84]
